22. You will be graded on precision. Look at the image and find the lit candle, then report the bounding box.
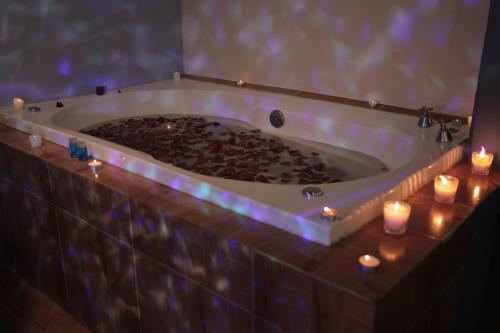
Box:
[434,175,459,204]
[471,147,494,175]
[368,100,379,108]
[88,159,103,173]
[13,97,24,109]
[172,71,181,81]
[383,201,411,235]
[28,134,42,149]
[358,254,380,271]
[320,206,337,221]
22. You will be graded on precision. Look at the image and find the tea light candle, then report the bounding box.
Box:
[434,175,459,204]
[368,100,379,108]
[88,159,103,173]
[358,254,380,271]
[13,97,24,109]
[383,201,411,235]
[471,147,494,175]
[28,134,42,149]
[320,206,337,221]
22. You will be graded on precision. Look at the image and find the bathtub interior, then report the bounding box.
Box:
[51,90,417,172]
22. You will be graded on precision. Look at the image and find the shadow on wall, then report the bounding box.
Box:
[0,0,183,106]
[182,0,490,116]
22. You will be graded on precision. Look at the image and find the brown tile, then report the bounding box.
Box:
[130,198,253,309]
[0,310,27,333]
[135,252,204,333]
[136,251,251,333]
[0,124,26,144]
[57,209,140,333]
[200,288,252,333]
[489,166,500,186]
[49,163,132,244]
[253,317,285,333]
[253,249,376,333]
[311,281,375,333]
[0,142,10,180]
[409,268,464,333]
[312,218,441,303]
[0,266,32,309]
[0,181,65,305]
[419,161,499,208]
[373,242,442,333]
[4,289,58,329]
[6,145,52,201]
[405,191,474,240]
[254,252,316,332]
[131,183,282,247]
[3,133,68,161]
[40,311,91,333]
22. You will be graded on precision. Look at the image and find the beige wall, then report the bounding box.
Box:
[182,0,490,117]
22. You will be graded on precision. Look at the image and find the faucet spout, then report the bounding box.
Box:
[418,106,434,128]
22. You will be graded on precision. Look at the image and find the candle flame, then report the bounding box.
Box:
[439,175,448,185]
[480,146,486,158]
[364,255,371,261]
[93,159,97,163]
[323,207,331,213]
[394,201,400,211]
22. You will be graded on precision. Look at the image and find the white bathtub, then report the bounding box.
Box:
[0,79,467,245]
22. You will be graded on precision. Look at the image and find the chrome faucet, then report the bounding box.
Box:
[417,106,433,128]
[436,120,453,143]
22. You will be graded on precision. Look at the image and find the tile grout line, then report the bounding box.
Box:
[46,160,71,312]
[128,197,143,333]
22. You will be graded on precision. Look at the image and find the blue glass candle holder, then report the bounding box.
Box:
[69,137,78,158]
[77,141,89,161]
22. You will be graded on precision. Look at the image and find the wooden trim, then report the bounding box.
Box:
[182,73,469,124]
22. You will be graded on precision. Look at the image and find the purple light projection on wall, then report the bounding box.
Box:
[182,0,490,117]
[0,0,183,105]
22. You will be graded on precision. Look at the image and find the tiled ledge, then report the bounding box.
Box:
[1,123,498,332]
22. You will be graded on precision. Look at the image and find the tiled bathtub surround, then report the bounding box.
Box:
[0,124,499,333]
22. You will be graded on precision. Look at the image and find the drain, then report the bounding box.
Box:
[302,187,324,199]
[269,109,285,128]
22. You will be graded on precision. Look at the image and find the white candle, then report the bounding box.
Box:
[28,134,42,149]
[358,254,380,271]
[13,97,24,109]
[88,159,103,173]
[320,206,337,221]
[173,71,181,81]
[383,201,411,235]
[471,147,494,175]
[434,175,459,204]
